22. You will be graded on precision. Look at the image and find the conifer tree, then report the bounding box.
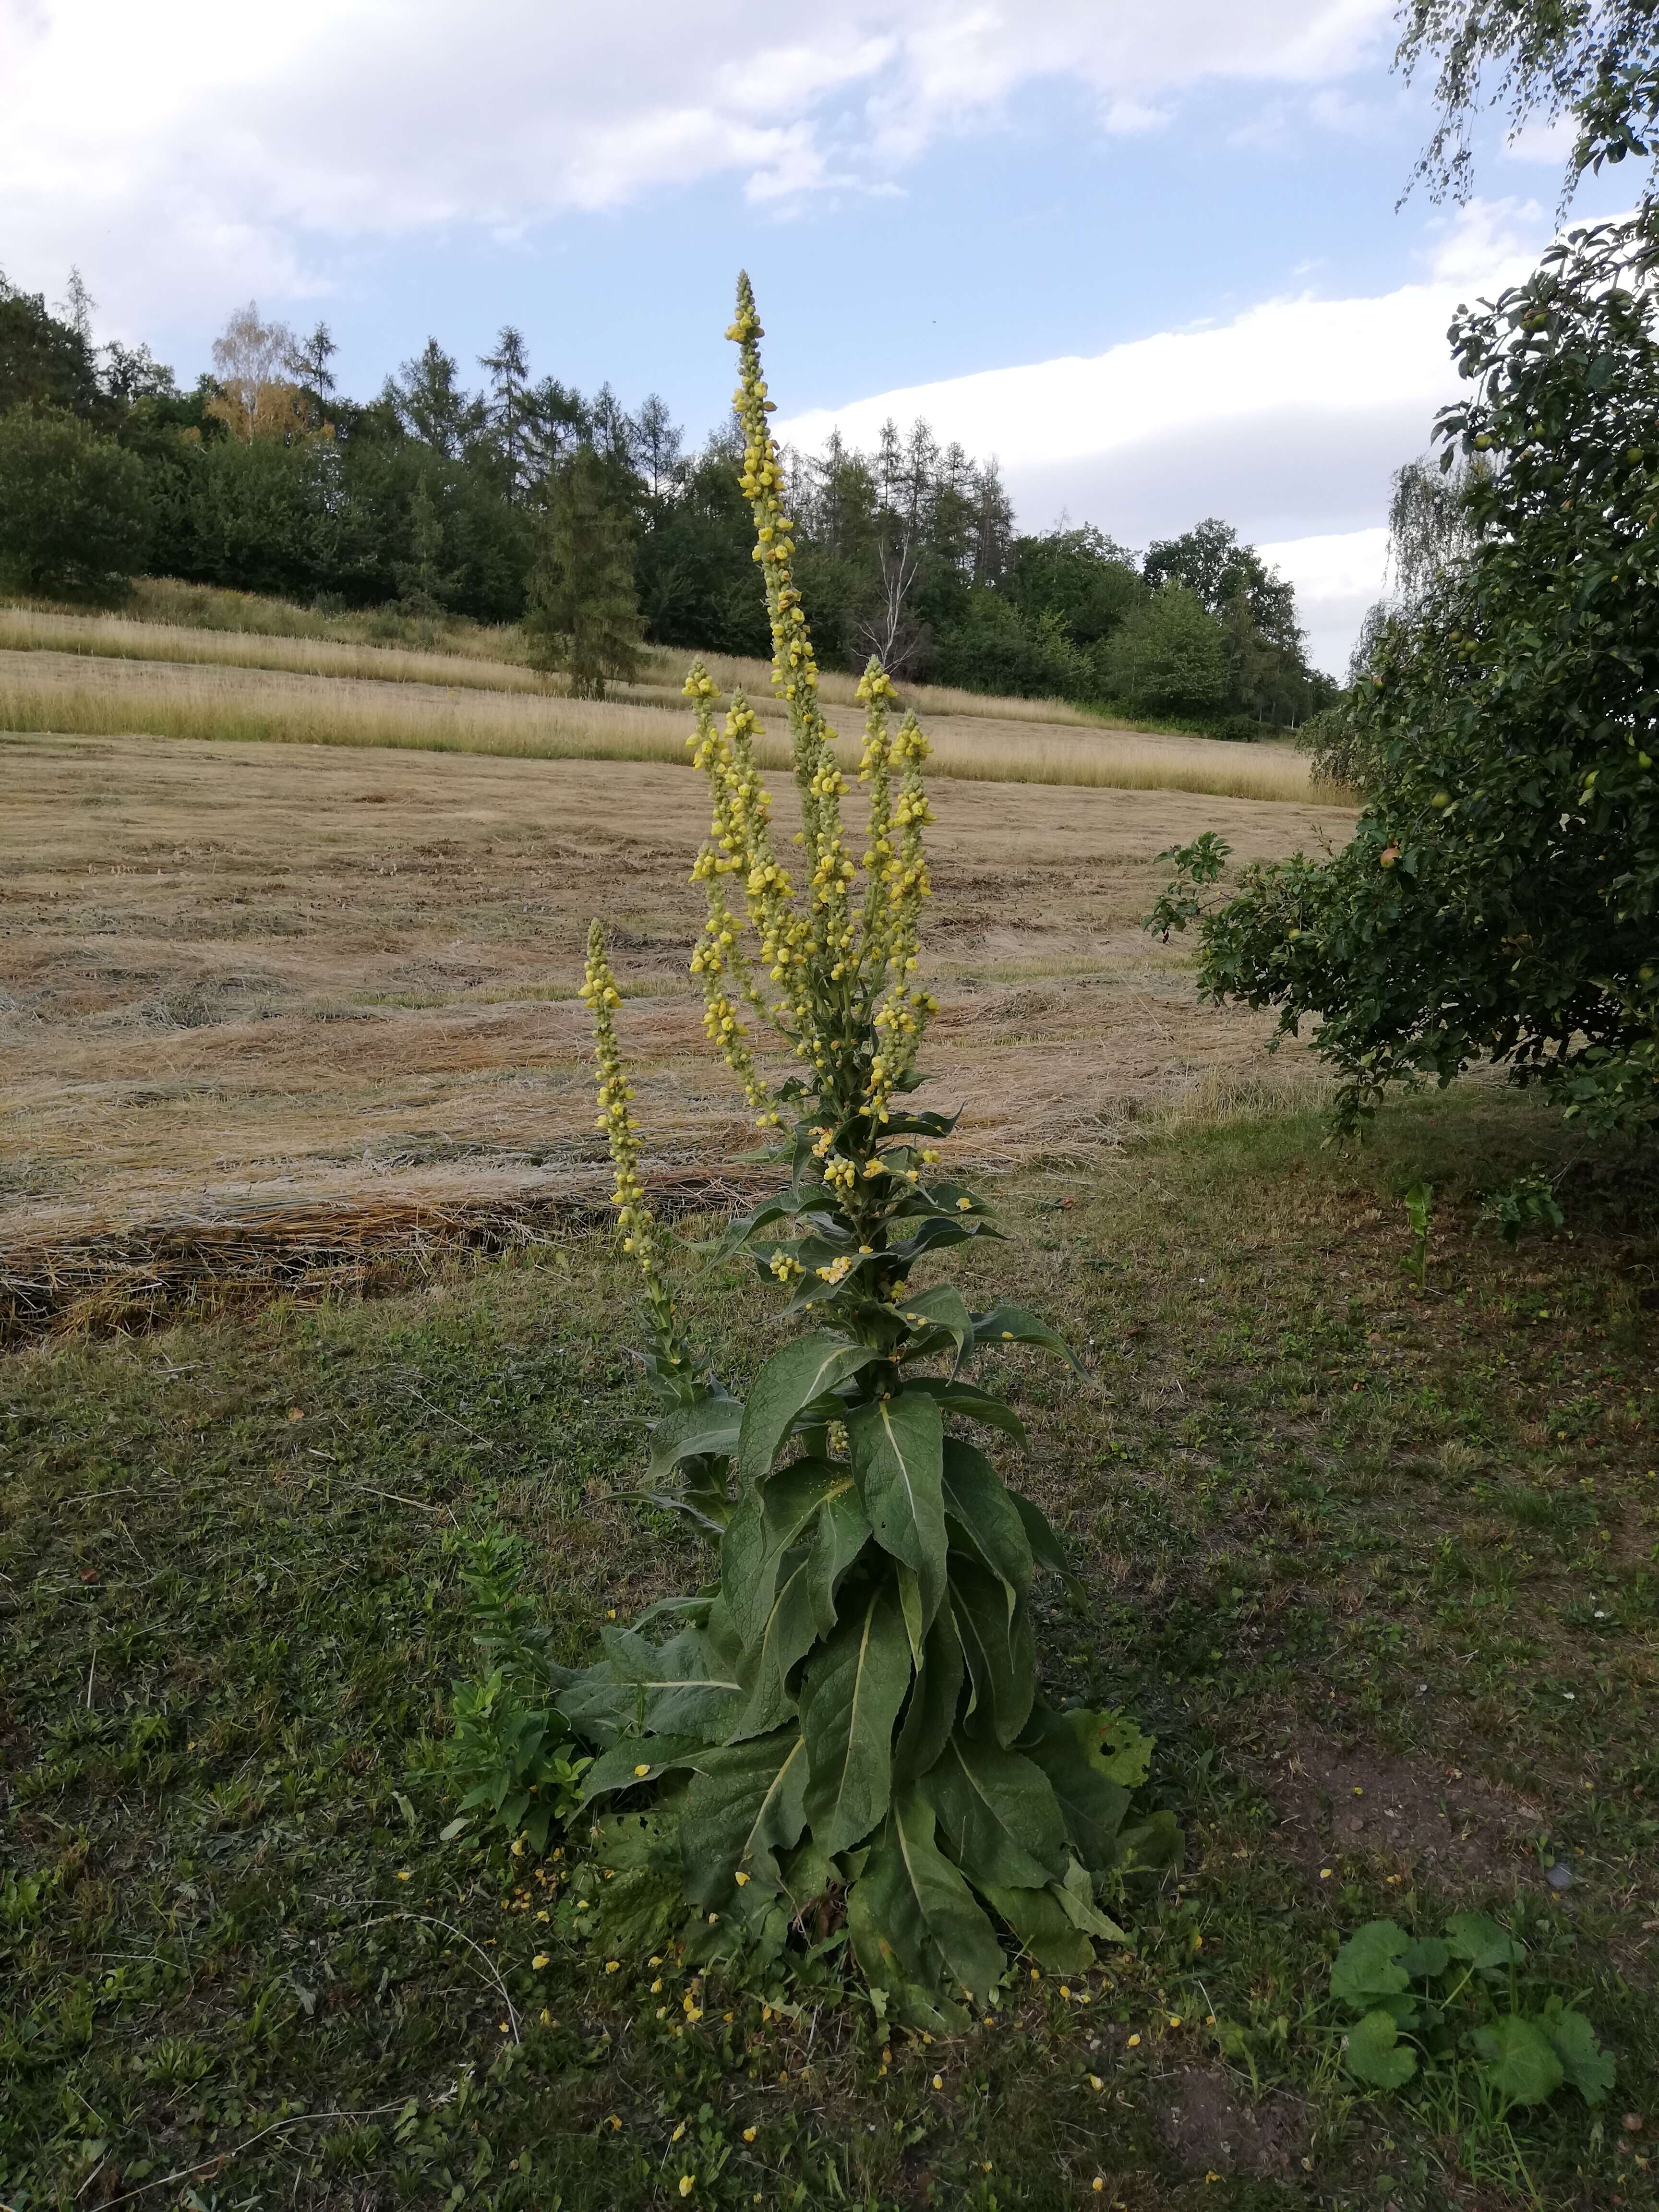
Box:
[522,445,643,697]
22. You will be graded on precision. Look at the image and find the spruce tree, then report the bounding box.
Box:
[523,445,643,698]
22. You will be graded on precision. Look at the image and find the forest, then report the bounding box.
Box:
[0,280,1333,733]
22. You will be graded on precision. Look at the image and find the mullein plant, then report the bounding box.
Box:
[556,275,1175,2030]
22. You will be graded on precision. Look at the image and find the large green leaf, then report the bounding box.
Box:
[738,1335,877,1488]
[850,1789,1007,2012]
[919,1737,1068,1890]
[941,1439,1034,1594]
[723,1458,851,1650]
[581,1733,716,1798]
[1443,1912,1524,1971]
[904,1375,1028,1448]
[1470,2016,1565,2108]
[1009,1491,1078,1592]
[647,1397,742,1484]
[968,1302,1084,1374]
[1535,2002,1614,2105]
[951,1557,1035,1748]
[1014,1707,1131,1871]
[803,1481,872,1632]
[892,1284,974,1366]
[1330,1921,1415,2018]
[729,1553,818,1741]
[848,1393,947,1627]
[978,1877,1094,1973]
[799,1581,914,1854]
[1344,2008,1418,2091]
[892,1601,965,1787]
[679,1728,808,1906]
[581,1621,745,1742]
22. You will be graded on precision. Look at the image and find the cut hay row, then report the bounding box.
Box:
[0,1171,766,1348]
[0,649,1326,801]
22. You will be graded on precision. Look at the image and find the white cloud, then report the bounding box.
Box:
[0,0,1395,325]
[775,199,1547,672]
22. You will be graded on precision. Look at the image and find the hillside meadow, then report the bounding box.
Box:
[4,611,1657,2212]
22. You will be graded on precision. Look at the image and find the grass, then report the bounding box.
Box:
[4,1086,1658,2210]
[4,579,1108,728]
[0,727,1348,1240]
[0,646,1325,803]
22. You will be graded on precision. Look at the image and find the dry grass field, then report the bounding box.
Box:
[0,724,1351,1248]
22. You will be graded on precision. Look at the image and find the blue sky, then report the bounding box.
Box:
[0,1,1632,667]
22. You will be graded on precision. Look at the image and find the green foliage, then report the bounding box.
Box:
[1099,584,1228,717]
[0,403,149,601]
[1328,1913,1614,2112]
[445,1532,589,1851]
[1149,213,1659,1132]
[562,278,1170,2027]
[1479,1165,1565,1245]
[523,446,644,697]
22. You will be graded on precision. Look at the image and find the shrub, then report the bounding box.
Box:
[0,403,149,601]
[1099,583,1227,716]
[555,276,1175,2028]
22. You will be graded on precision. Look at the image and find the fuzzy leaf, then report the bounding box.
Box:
[1331,1921,1413,2014]
[729,1553,818,1741]
[968,1302,1084,1374]
[582,1734,714,1798]
[848,1393,948,1628]
[647,1398,741,1483]
[803,1482,873,1631]
[799,1581,914,1855]
[903,1376,1028,1448]
[952,1557,1035,1748]
[1470,2016,1564,2107]
[1010,1491,1078,1591]
[679,1729,808,1905]
[723,1458,851,1650]
[920,1737,1068,1890]
[893,1601,965,1787]
[892,1284,974,1365]
[1535,2003,1614,2104]
[941,1438,1034,1594]
[851,1789,1007,2010]
[738,1336,878,1488]
[979,1878,1095,1973]
[1344,2008,1418,2090]
[1398,1936,1450,1979]
[1017,1707,1132,1871]
[1444,1912,1524,1971]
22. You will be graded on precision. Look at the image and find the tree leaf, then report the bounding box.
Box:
[799,1580,914,1855]
[1344,2008,1418,2091]
[1330,1920,1413,2014]
[1535,2002,1615,2105]
[968,1302,1084,1374]
[952,1557,1035,1748]
[848,1392,947,1628]
[722,1458,851,1650]
[679,1728,808,1905]
[919,1736,1068,1890]
[738,1336,878,1488]
[850,1789,1007,2012]
[941,1438,1034,1594]
[1470,2015,1565,2108]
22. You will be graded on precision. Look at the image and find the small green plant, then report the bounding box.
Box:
[1330,1913,1613,2110]
[444,1532,589,1852]
[557,276,1176,2029]
[1403,1179,1434,1289]
[1479,1165,1564,1246]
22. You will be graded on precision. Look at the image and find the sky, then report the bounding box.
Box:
[0,0,1632,670]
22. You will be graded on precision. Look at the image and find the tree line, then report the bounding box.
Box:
[0,277,1332,730]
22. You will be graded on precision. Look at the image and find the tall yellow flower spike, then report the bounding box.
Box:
[578,919,682,1358]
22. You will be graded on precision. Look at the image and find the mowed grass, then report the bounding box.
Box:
[4,1088,1658,2211]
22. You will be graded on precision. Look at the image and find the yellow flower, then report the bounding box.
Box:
[532,1953,551,1970]
[634,1763,650,1778]
[679,2178,695,2198]
[743,2127,757,2143]
[1127,2033,1141,2048]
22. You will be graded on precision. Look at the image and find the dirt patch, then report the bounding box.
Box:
[1250,1735,1544,1885]
[1156,2064,1308,2176]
